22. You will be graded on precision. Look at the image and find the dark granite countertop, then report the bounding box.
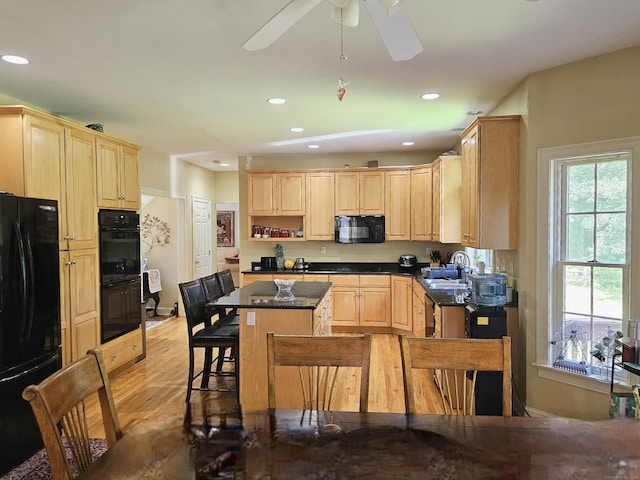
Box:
[209,281,331,310]
[242,263,517,308]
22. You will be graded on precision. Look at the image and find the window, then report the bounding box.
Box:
[538,137,639,387]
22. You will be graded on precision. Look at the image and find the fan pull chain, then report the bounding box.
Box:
[337,7,349,101]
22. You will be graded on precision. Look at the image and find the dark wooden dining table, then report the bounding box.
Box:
[78,407,640,479]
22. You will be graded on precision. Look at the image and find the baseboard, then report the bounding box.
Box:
[525,406,557,417]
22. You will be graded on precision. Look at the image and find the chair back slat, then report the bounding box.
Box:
[267,333,372,415]
[399,336,512,416]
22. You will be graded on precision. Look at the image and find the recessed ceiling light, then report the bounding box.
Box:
[290,127,304,133]
[420,93,440,100]
[467,110,483,115]
[402,141,415,146]
[220,163,230,167]
[267,97,286,105]
[307,144,319,149]
[1,54,29,65]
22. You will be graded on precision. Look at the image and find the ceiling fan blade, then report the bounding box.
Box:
[243,0,323,51]
[330,0,359,27]
[362,0,423,61]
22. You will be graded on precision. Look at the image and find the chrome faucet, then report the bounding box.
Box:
[451,250,470,268]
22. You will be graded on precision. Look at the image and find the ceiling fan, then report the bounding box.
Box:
[242,0,423,61]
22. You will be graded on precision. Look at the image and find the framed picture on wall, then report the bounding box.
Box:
[216,211,235,247]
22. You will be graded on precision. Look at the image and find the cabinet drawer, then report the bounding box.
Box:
[360,275,390,287]
[102,329,142,371]
[303,274,329,282]
[328,274,359,287]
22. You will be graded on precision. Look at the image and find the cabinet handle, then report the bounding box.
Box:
[65,261,73,266]
[463,233,470,238]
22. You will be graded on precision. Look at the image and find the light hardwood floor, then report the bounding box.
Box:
[86,317,420,437]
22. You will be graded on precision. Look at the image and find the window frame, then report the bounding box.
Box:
[536,136,640,392]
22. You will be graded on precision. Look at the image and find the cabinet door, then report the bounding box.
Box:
[23,115,67,249]
[96,138,122,209]
[277,172,305,215]
[59,253,72,366]
[306,172,335,240]
[391,276,413,332]
[66,249,99,362]
[410,166,432,241]
[431,161,442,242]
[65,127,97,250]
[385,170,411,240]
[121,145,140,210]
[359,171,385,214]
[331,286,359,327]
[248,173,276,215]
[360,287,390,327]
[335,171,359,215]
[412,286,427,337]
[438,156,462,244]
[461,129,479,247]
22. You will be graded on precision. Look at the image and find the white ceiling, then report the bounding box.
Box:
[1,0,640,172]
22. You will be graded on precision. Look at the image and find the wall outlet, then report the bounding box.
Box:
[247,311,256,326]
[320,247,327,254]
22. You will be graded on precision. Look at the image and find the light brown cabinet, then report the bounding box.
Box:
[329,275,390,328]
[101,327,144,372]
[335,171,384,215]
[96,138,140,210]
[432,155,462,243]
[60,249,100,365]
[410,165,432,241]
[384,170,411,240]
[305,172,334,240]
[460,115,520,249]
[434,304,465,339]
[391,276,413,332]
[412,279,428,337]
[248,172,305,216]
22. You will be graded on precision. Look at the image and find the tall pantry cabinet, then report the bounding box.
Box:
[0,106,140,367]
[460,115,520,249]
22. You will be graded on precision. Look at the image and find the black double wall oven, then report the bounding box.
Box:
[98,210,142,344]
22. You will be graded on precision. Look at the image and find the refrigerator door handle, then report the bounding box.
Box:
[13,221,32,345]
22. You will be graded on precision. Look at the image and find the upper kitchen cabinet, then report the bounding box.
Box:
[460,115,520,249]
[335,170,384,215]
[385,169,411,241]
[96,138,141,210]
[305,172,335,241]
[0,107,98,250]
[248,172,305,216]
[432,155,462,244]
[410,165,432,241]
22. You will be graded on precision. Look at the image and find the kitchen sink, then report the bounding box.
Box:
[424,279,469,290]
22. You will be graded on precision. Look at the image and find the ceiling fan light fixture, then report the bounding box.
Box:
[330,0,359,26]
[379,0,404,15]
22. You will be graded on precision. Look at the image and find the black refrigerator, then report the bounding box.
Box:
[0,193,62,475]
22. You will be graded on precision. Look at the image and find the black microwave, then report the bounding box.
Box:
[335,215,385,244]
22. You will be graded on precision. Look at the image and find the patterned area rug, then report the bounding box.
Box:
[0,439,107,480]
[146,314,174,330]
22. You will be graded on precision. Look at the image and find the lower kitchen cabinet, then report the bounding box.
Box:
[391,276,413,332]
[434,304,466,339]
[330,275,360,327]
[60,249,99,365]
[360,275,391,327]
[412,279,428,337]
[101,327,144,372]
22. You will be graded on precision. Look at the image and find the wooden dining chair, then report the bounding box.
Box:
[266,333,372,421]
[398,335,512,416]
[21,349,123,480]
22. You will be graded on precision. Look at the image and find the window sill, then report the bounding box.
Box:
[534,363,616,394]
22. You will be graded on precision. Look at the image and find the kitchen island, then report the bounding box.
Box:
[209,281,332,412]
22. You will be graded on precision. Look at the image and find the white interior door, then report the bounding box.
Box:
[192,196,212,278]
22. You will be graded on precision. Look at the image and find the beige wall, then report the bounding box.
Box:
[491,46,640,419]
